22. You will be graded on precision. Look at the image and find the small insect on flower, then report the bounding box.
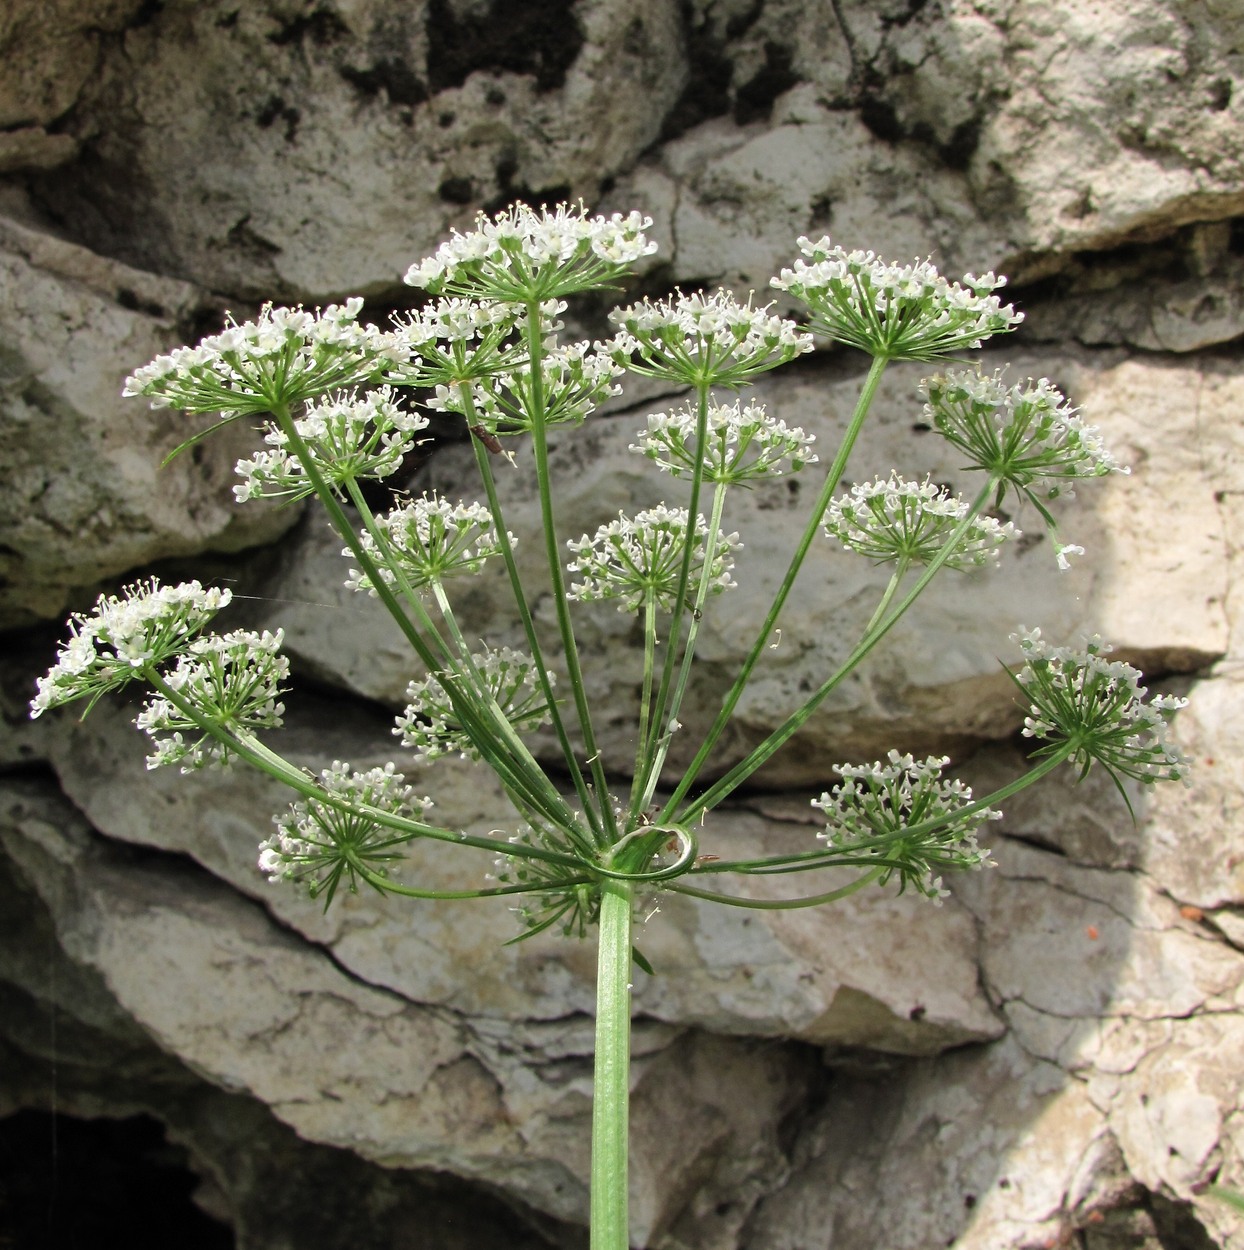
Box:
[470,424,504,454]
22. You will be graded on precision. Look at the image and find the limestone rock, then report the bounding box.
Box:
[0,832,571,1250]
[25,0,687,300]
[247,345,1229,785]
[36,693,1001,1055]
[0,0,147,130]
[743,833,1244,1250]
[0,775,823,1243]
[0,215,298,626]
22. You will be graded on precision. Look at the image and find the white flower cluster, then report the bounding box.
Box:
[258,760,433,899]
[137,630,289,771]
[403,203,657,303]
[493,823,600,939]
[395,647,554,762]
[234,387,428,503]
[608,289,813,387]
[1011,628,1189,786]
[31,579,231,717]
[345,494,512,594]
[813,750,999,899]
[632,399,817,484]
[771,237,1022,360]
[823,473,1018,570]
[922,370,1125,505]
[566,505,741,613]
[491,339,625,432]
[385,297,527,394]
[123,299,394,416]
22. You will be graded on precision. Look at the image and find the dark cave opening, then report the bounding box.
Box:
[0,1109,234,1250]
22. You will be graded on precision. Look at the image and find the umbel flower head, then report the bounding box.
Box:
[922,370,1126,510]
[396,646,555,763]
[403,202,657,303]
[123,299,395,417]
[258,761,433,903]
[345,493,513,594]
[632,399,817,484]
[1010,629,1189,792]
[488,339,625,434]
[607,289,813,388]
[235,387,429,503]
[823,473,1018,570]
[771,238,1022,360]
[494,823,599,940]
[31,579,231,717]
[566,505,742,613]
[385,297,526,389]
[137,629,289,771]
[814,751,1000,900]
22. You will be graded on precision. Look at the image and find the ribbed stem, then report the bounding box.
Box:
[591,879,633,1250]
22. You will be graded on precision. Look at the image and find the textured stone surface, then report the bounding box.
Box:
[3,0,1244,1246]
[23,0,687,300]
[0,214,296,626]
[250,346,1231,782]
[35,695,1001,1053]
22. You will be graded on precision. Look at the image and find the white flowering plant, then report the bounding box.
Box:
[34,203,1188,1250]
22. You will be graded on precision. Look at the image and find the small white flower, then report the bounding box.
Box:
[632,399,817,484]
[491,339,625,432]
[345,493,513,594]
[607,289,813,387]
[771,238,1022,360]
[823,473,1018,569]
[137,629,289,771]
[234,387,428,503]
[922,370,1125,499]
[1010,628,1189,787]
[124,299,392,416]
[566,505,741,612]
[31,579,231,718]
[396,646,555,762]
[259,760,433,900]
[402,202,656,303]
[814,750,999,900]
[1054,542,1086,571]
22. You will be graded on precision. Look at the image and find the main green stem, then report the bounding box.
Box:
[591,879,634,1250]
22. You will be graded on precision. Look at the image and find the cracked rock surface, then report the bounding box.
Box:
[2,0,1243,1246]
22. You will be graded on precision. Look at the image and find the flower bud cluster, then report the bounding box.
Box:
[403,203,657,303]
[566,505,741,613]
[258,760,433,900]
[772,238,1022,360]
[345,494,513,594]
[137,629,289,771]
[823,473,1018,569]
[814,750,999,899]
[922,371,1125,505]
[632,399,817,484]
[123,300,395,416]
[607,290,813,387]
[396,647,554,762]
[31,579,231,717]
[235,387,428,502]
[1011,629,1189,786]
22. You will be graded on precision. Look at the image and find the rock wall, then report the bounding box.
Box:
[2,2,1243,1247]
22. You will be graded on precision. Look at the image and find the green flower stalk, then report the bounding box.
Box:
[33,201,1188,1250]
